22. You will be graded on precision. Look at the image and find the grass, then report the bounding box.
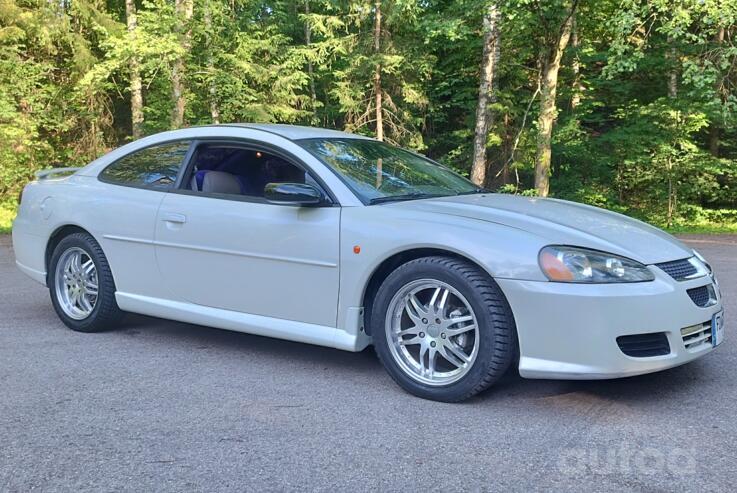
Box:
[665,223,737,235]
[0,204,15,234]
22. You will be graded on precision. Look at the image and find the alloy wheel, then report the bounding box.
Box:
[54,247,99,320]
[385,279,480,386]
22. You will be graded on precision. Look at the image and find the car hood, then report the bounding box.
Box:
[390,194,692,264]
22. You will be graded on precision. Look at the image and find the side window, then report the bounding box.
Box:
[186,145,318,200]
[100,141,191,190]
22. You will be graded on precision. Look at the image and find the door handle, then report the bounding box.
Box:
[162,212,187,224]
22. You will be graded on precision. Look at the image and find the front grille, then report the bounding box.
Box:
[687,285,714,307]
[617,332,671,357]
[656,258,697,281]
[681,321,712,351]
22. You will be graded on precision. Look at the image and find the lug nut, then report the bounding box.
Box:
[430,341,436,348]
[441,333,446,339]
[422,318,428,324]
[419,332,425,338]
[435,318,441,324]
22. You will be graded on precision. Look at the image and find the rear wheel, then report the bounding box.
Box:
[49,232,123,332]
[371,256,516,402]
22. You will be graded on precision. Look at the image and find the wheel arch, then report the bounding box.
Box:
[44,224,97,286]
[360,247,495,336]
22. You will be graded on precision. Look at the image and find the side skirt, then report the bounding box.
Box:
[115,292,367,352]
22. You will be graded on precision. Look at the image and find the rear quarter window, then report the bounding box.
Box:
[100,141,191,189]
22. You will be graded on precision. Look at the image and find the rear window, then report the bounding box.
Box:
[100,141,191,189]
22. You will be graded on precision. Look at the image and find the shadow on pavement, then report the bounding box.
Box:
[117,312,708,406]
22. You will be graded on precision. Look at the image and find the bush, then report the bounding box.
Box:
[0,204,16,234]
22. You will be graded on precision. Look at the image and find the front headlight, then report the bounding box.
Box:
[538,246,655,283]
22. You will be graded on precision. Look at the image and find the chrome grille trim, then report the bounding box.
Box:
[656,258,698,281]
[681,321,712,352]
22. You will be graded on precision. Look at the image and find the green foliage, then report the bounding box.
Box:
[0,204,15,234]
[0,0,736,232]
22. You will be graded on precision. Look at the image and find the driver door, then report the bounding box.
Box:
[153,142,341,328]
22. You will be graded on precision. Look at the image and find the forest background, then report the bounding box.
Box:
[1,0,736,233]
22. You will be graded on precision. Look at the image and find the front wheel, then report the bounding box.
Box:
[49,232,123,332]
[371,256,517,402]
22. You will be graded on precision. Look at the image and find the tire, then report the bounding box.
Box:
[48,232,124,332]
[371,256,516,402]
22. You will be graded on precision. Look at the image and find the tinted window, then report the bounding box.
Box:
[100,141,191,189]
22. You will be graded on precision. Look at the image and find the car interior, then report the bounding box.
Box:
[186,145,316,198]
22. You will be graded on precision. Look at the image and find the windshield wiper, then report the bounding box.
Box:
[368,193,443,205]
[456,188,488,195]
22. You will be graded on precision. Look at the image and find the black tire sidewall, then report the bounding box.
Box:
[372,257,515,402]
[48,233,120,332]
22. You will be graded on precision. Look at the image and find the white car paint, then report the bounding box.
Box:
[154,193,340,327]
[12,124,724,377]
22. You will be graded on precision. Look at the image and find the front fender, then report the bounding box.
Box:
[336,205,549,333]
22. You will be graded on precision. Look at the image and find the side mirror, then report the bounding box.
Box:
[264,182,325,206]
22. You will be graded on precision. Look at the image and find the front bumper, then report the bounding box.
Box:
[497,268,723,380]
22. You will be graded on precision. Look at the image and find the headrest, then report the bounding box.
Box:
[201,171,242,195]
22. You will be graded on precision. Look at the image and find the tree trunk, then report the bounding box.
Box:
[666,36,677,225]
[667,59,677,98]
[204,0,219,124]
[171,0,194,129]
[534,9,575,197]
[304,0,318,116]
[709,26,725,157]
[570,14,582,109]
[373,0,383,141]
[667,36,677,99]
[470,3,501,186]
[501,112,511,185]
[126,0,143,138]
[667,157,675,227]
[483,18,502,189]
[708,119,720,157]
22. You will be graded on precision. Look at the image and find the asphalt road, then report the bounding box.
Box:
[1,234,735,492]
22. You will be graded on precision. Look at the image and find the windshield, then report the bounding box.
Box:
[298,138,483,204]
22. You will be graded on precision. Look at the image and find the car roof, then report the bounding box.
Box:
[219,123,374,141]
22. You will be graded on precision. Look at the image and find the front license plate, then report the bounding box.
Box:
[712,310,725,347]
